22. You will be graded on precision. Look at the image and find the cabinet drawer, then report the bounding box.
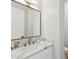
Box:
[23,46,54,59]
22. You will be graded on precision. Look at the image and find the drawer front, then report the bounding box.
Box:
[23,46,54,59]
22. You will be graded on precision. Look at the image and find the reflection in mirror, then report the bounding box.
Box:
[11,1,41,40]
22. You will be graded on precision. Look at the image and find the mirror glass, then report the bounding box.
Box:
[11,1,41,40]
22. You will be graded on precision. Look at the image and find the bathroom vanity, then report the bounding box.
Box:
[11,39,54,59]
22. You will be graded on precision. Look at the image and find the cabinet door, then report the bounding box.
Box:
[23,47,54,59]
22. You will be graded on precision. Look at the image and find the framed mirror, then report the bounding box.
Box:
[11,0,41,40]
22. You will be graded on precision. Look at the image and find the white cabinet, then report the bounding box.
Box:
[23,46,54,59]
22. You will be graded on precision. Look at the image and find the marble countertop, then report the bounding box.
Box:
[11,40,54,59]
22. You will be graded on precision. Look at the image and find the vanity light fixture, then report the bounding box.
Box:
[24,0,37,5]
[24,0,32,5]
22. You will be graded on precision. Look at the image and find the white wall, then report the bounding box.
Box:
[41,0,58,40]
[41,0,64,59]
